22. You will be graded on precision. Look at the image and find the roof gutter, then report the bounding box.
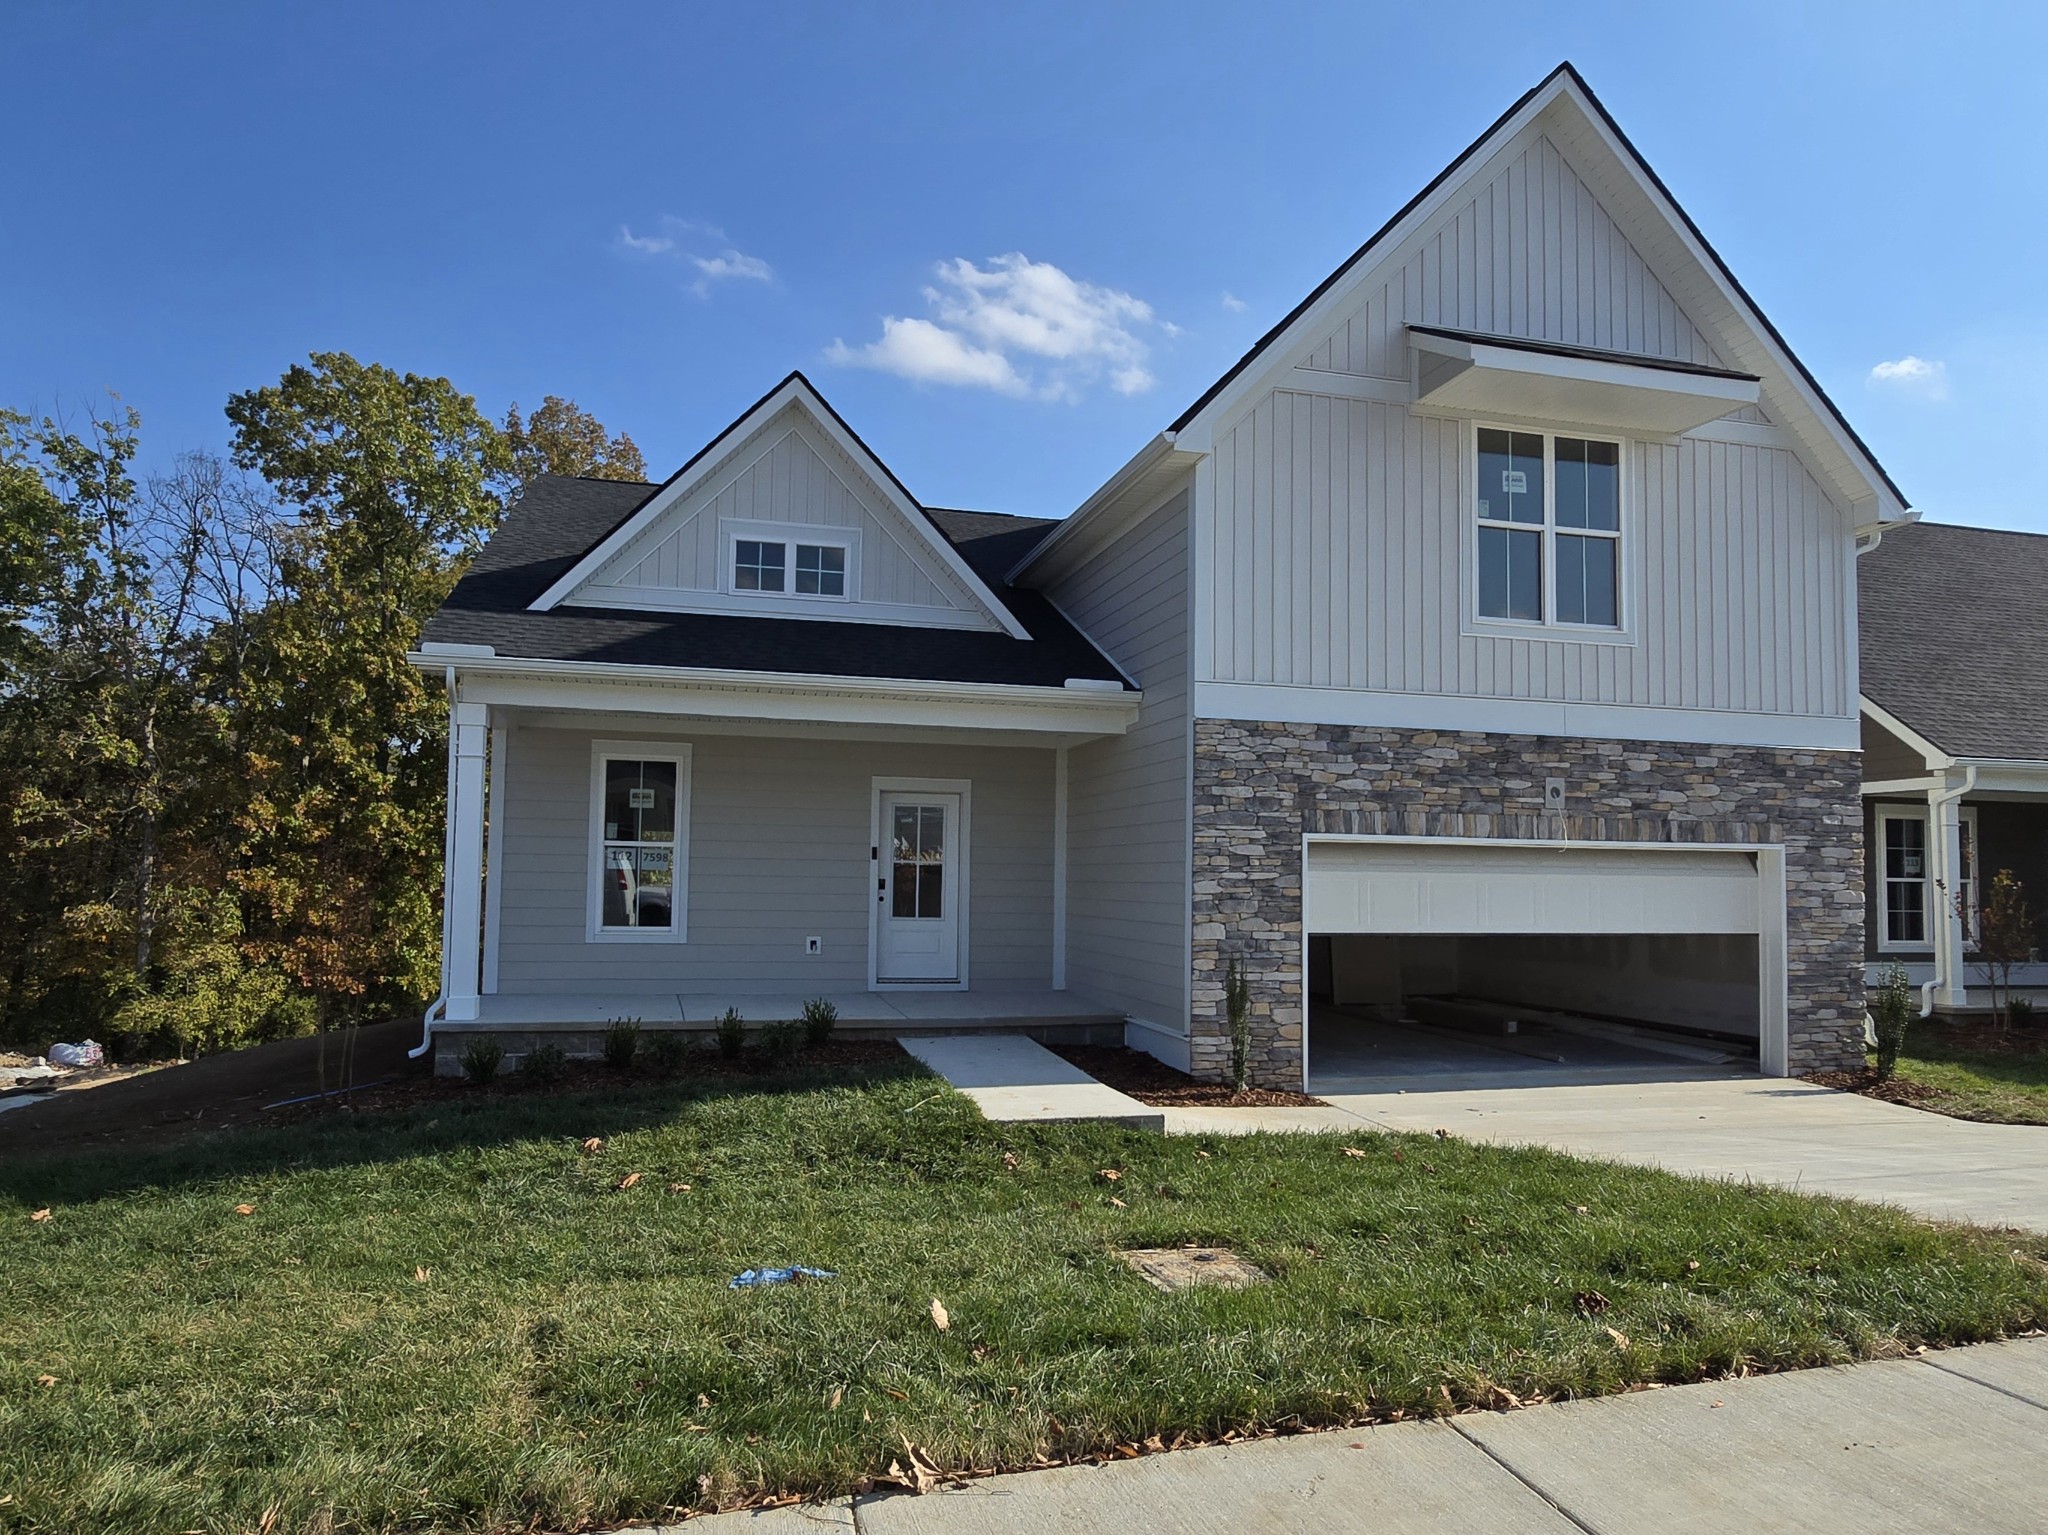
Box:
[1006,431,1180,584]
[413,665,461,1060]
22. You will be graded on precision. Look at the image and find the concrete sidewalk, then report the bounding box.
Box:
[1164,1076,2048,1233]
[897,1036,1163,1131]
[663,1338,2048,1533]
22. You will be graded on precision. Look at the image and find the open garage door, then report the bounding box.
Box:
[1304,838,1788,1086]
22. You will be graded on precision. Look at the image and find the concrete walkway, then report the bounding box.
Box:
[656,1337,2048,1533]
[1164,1075,2048,1233]
[897,1036,1163,1131]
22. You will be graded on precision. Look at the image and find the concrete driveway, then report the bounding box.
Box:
[1164,1075,2048,1232]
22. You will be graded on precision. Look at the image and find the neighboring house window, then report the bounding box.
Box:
[1475,427,1622,627]
[731,537,849,598]
[1876,804,1979,951]
[589,745,690,941]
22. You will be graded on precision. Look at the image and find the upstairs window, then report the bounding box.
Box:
[1476,428,1621,628]
[731,537,848,598]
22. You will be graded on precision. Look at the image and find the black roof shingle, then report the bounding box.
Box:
[419,476,1129,691]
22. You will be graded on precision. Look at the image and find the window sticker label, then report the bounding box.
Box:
[1904,853,1922,876]
[1502,469,1528,494]
[628,787,655,810]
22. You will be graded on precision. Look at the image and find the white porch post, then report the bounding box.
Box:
[444,697,490,1021]
[1052,745,1068,991]
[1930,779,1969,1010]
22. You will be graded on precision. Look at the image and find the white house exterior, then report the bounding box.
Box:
[414,65,1911,1084]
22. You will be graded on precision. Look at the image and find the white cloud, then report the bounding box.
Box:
[617,219,773,298]
[1869,355,1949,400]
[828,253,1170,401]
[1221,291,1247,313]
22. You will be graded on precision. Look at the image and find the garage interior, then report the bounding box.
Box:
[1303,841,1776,1092]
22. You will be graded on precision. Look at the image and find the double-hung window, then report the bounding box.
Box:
[731,537,847,598]
[1475,428,1622,627]
[1876,804,1979,951]
[589,744,690,941]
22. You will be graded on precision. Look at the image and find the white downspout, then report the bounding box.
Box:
[1920,764,1978,1018]
[411,666,461,1059]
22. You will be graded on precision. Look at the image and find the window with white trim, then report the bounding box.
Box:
[1876,804,1979,951]
[1475,427,1622,627]
[590,746,690,940]
[731,537,847,598]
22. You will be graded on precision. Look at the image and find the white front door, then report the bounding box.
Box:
[876,791,962,983]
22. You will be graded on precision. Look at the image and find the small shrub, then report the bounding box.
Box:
[801,997,838,1048]
[2010,996,2037,1030]
[1871,961,1914,1083]
[645,1030,690,1075]
[759,1019,803,1066]
[460,1036,504,1087]
[602,1018,642,1070]
[715,1007,747,1061]
[1226,955,1253,1093]
[520,1041,569,1088]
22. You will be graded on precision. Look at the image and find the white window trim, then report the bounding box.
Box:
[586,740,692,943]
[866,776,972,992]
[720,518,860,605]
[1875,803,1979,953]
[1466,421,1633,641]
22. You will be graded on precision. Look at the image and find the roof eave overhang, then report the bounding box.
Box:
[407,648,1141,738]
[1409,327,1761,435]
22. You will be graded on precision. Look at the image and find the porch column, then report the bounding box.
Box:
[1930,779,1969,1010]
[444,697,490,1021]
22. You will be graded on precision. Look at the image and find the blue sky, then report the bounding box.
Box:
[5,2,2044,529]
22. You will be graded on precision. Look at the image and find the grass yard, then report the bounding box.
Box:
[1886,1022,2048,1124]
[7,1056,2048,1534]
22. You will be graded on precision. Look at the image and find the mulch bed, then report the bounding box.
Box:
[1047,1043,1327,1108]
[1803,1069,1953,1109]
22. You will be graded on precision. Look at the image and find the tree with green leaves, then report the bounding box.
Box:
[224,353,512,1023]
[502,395,646,486]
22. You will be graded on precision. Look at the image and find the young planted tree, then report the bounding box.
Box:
[1971,869,2035,1031]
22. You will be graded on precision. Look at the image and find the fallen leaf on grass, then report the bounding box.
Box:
[234,1204,256,1217]
[1686,1259,1701,1273]
[1575,1290,1610,1314]
[929,1297,950,1331]
[1342,1147,1368,1159]
[668,1182,691,1193]
[413,1266,431,1283]
[1194,1148,1211,1159]
[616,1172,642,1190]
[1604,1326,1631,1351]
[1001,1151,1019,1170]
[1096,1168,1122,1183]
[29,1209,51,1223]
[36,1375,57,1387]
[828,1386,844,1410]
[580,1137,604,1156]
[1573,1205,1589,1215]
[885,1387,909,1401]
[697,1393,714,1409]
[1106,1196,1127,1208]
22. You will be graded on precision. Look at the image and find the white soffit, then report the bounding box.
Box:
[1409,325,1760,435]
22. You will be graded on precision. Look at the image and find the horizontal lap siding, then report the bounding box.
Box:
[1051,491,1193,1029]
[494,728,1053,994]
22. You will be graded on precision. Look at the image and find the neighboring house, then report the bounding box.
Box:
[412,63,1912,1086]
[1859,523,2048,1011]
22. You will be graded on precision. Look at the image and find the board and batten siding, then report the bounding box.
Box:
[578,406,982,615]
[1046,489,1194,1039]
[493,727,1054,994]
[1302,132,1733,377]
[1204,394,1852,717]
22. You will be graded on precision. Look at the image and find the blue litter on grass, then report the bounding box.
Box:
[730,1266,836,1289]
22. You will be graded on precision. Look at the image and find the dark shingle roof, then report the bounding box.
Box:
[419,476,1128,691]
[1860,522,2048,762]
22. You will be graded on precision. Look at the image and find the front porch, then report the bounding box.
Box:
[428,989,1127,1075]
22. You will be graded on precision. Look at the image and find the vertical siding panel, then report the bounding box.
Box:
[1344,402,1368,689]
[1291,394,1316,684]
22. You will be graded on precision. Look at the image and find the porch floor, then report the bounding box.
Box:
[444,989,1125,1033]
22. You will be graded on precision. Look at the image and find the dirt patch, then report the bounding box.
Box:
[1047,1044,1327,1108]
[1804,1069,1955,1109]
[1117,1246,1269,1291]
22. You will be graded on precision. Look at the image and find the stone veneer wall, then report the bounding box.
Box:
[1191,720,1865,1086]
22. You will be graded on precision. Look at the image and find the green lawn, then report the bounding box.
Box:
[1890,1025,2048,1124]
[7,1058,2048,1534]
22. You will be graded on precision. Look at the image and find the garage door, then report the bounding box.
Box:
[1305,841,1763,936]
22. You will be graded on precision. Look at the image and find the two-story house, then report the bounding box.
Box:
[412,64,1910,1087]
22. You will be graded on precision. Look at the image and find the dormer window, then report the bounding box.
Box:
[1475,427,1621,629]
[727,529,852,600]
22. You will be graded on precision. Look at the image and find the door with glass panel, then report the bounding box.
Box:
[876,791,961,982]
